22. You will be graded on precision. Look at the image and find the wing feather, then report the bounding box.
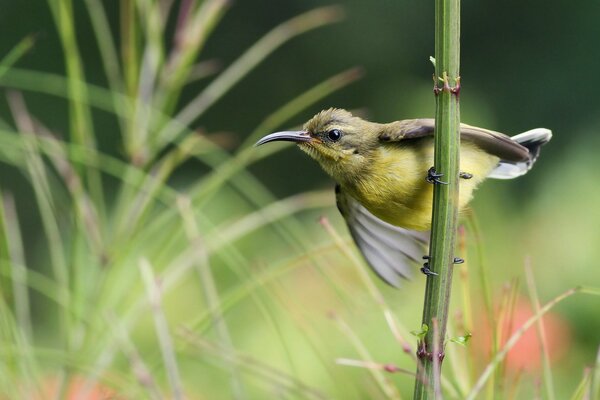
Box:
[336,187,428,287]
[380,119,530,162]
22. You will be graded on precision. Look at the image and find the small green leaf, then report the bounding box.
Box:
[429,56,436,67]
[411,324,429,339]
[449,332,472,346]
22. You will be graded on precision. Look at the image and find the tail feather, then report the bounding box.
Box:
[488,128,552,179]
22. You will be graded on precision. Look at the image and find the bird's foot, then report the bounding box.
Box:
[421,256,464,275]
[460,172,473,179]
[421,256,438,276]
[426,167,448,185]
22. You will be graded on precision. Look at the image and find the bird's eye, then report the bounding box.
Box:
[327,129,342,142]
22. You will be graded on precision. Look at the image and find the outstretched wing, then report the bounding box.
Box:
[379,119,531,162]
[335,186,428,287]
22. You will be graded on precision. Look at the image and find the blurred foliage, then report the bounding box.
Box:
[0,0,599,399]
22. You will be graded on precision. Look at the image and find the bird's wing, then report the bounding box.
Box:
[379,119,530,162]
[335,186,429,287]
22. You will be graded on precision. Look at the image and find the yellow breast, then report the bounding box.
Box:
[344,138,499,230]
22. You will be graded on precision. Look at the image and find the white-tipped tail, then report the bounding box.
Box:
[488,128,552,179]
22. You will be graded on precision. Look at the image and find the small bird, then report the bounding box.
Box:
[256,108,551,286]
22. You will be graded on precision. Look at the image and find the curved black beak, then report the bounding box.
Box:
[255,130,312,146]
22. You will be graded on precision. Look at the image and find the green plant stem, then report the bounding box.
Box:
[413,0,461,397]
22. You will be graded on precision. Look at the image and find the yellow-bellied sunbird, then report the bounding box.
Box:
[256,108,551,286]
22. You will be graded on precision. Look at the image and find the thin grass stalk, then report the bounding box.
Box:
[264,275,365,398]
[6,93,71,347]
[0,196,43,398]
[82,0,124,94]
[121,0,139,97]
[105,313,162,400]
[496,278,520,393]
[35,126,104,258]
[318,217,415,352]
[46,0,105,219]
[125,0,168,163]
[139,259,184,400]
[570,368,592,400]
[524,258,555,400]
[187,243,337,332]
[464,212,498,397]
[0,197,10,292]
[176,196,247,400]
[448,228,472,395]
[589,346,600,400]
[413,0,461,396]
[82,0,128,139]
[178,328,327,400]
[7,128,70,400]
[1,193,32,341]
[9,93,104,265]
[333,315,402,400]
[157,0,229,116]
[0,35,35,80]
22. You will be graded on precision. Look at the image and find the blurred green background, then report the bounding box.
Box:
[0,0,599,399]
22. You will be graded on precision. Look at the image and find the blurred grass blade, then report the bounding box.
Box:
[31,120,105,261]
[157,5,345,147]
[569,368,591,400]
[0,35,35,80]
[106,313,163,400]
[318,217,419,356]
[333,315,402,400]
[1,193,32,341]
[524,258,555,400]
[178,328,327,400]
[139,259,184,400]
[336,358,414,377]
[82,0,128,137]
[46,0,105,215]
[590,345,600,400]
[176,196,247,400]
[82,0,123,94]
[6,91,71,346]
[184,59,221,83]
[186,243,336,332]
[121,0,139,96]
[157,0,230,115]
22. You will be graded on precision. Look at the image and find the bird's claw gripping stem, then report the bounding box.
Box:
[421,256,464,276]
[421,256,438,276]
[426,167,448,185]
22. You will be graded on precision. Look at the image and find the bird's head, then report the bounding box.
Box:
[256,108,381,183]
